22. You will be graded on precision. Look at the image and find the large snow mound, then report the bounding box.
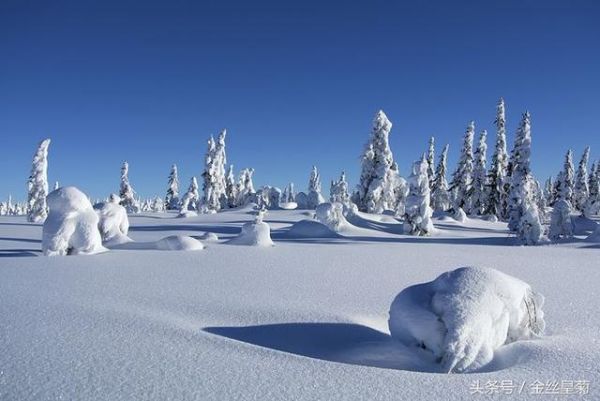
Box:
[227,221,274,247]
[286,219,340,238]
[94,195,131,246]
[315,202,349,232]
[42,187,107,256]
[155,235,204,251]
[388,266,545,373]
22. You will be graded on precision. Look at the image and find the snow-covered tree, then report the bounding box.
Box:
[201,130,228,213]
[235,168,255,206]
[533,180,547,223]
[225,164,237,208]
[180,176,200,212]
[404,155,434,236]
[119,161,139,214]
[330,171,350,205]
[165,164,180,210]
[549,196,573,240]
[544,176,555,206]
[354,110,399,213]
[450,121,475,212]
[27,138,51,222]
[505,112,543,244]
[471,130,488,215]
[281,183,295,204]
[557,150,575,204]
[584,162,600,216]
[574,146,590,213]
[486,98,509,219]
[426,136,435,188]
[307,165,325,209]
[431,144,451,212]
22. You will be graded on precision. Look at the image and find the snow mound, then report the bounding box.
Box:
[198,232,219,242]
[177,210,198,218]
[155,235,204,251]
[94,194,131,246]
[315,202,349,232]
[286,219,340,238]
[279,202,298,210]
[388,266,545,373]
[42,187,107,256]
[227,221,274,247]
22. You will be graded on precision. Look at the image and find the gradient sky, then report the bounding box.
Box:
[1,0,599,200]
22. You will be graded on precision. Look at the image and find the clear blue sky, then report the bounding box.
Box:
[1,0,599,200]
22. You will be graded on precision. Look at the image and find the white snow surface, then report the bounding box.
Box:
[42,186,107,256]
[1,208,599,400]
[389,266,545,373]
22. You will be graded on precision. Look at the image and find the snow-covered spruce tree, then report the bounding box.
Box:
[165,164,180,210]
[431,144,451,212]
[506,112,543,244]
[471,130,488,215]
[544,176,555,206]
[404,155,434,236]
[307,165,324,209]
[180,176,200,212]
[225,164,237,208]
[119,161,139,214]
[486,98,509,219]
[281,182,296,204]
[559,149,575,204]
[533,180,547,223]
[426,136,435,188]
[235,168,255,206]
[354,110,399,213]
[574,146,590,213]
[201,130,228,213]
[449,121,475,213]
[27,138,51,222]
[584,162,600,216]
[330,171,350,205]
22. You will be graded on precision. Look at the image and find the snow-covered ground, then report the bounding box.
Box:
[1,208,599,400]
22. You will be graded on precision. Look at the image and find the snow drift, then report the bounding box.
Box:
[94,194,131,246]
[155,235,204,251]
[388,266,545,373]
[42,187,107,256]
[227,211,274,247]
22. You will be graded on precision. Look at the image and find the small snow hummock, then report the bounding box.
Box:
[94,194,131,246]
[198,232,219,242]
[155,235,204,251]
[42,187,107,256]
[227,209,274,246]
[388,266,545,373]
[315,202,349,232]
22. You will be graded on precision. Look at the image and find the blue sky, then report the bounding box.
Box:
[1,0,599,200]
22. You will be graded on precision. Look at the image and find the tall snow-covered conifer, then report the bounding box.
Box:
[27,138,51,222]
[471,130,488,215]
[426,136,436,188]
[486,98,509,218]
[119,161,139,213]
[330,171,350,205]
[180,176,200,212]
[201,130,228,213]
[584,162,600,216]
[307,165,324,209]
[450,121,475,213]
[404,155,434,235]
[225,164,237,208]
[354,110,398,213]
[431,144,451,212]
[235,168,255,206]
[165,164,180,210]
[574,146,590,213]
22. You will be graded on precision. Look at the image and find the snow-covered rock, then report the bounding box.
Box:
[94,194,131,246]
[388,266,545,373]
[315,202,348,232]
[42,187,107,256]
[155,235,204,251]
[227,212,274,247]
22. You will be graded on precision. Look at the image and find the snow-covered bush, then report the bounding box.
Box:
[42,187,107,256]
[404,156,434,235]
[388,266,545,373]
[94,194,131,246]
[227,210,274,246]
[307,166,325,209]
[27,138,51,223]
[315,202,348,232]
[330,171,351,206]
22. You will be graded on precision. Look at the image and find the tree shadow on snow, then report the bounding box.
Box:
[130,224,241,235]
[0,236,42,244]
[0,249,40,257]
[203,323,440,372]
